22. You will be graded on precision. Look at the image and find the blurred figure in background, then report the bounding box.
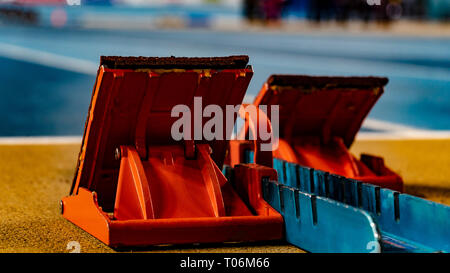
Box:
[243,0,262,22]
[262,0,287,23]
[306,0,412,24]
[227,0,438,24]
[307,0,334,22]
[402,0,426,19]
[0,5,38,25]
[244,0,290,24]
[335,0,351,23]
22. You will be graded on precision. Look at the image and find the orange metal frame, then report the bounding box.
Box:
[228,75,403,192]
[61,58,283,247]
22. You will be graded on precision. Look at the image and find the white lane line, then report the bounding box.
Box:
[356,131,450,140]
[362,118,423,132]
[0,42,97,75]
[359,119,450,139]
[1,129,449,145]
[0,136,82,145]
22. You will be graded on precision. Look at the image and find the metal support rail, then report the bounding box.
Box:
[243,150,450,253]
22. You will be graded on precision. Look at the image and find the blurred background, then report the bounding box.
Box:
[0,0,448,137]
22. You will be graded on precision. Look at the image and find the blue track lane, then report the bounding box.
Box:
[0,25,449,136]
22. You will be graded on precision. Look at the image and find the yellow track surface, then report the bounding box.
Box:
[0,139,448,253]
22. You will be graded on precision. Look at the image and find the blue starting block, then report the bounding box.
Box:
[239,150,450,253]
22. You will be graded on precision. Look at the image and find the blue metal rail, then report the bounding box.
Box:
[263,179,382,253]
[243,150,450,253]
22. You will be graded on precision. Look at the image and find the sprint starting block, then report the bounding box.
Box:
[61,56,283,247]
[229,74,403,191]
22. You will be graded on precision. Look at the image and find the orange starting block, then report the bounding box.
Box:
[228,75,403,192]
[61,56,283,247]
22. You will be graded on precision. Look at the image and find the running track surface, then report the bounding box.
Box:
[0,25,449,136]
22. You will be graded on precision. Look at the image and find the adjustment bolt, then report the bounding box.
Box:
[60,200,64,214]
[114,148,121,161]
